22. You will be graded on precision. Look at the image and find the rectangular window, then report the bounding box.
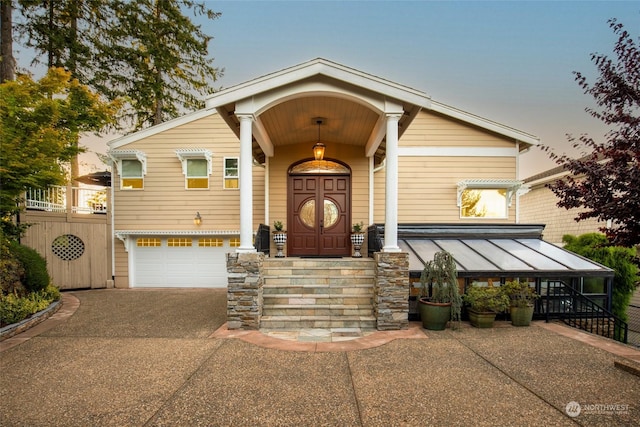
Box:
[199,238,223,247]
[137,238,161,247]
[167,238,192,247]
[186,158,209,189]
[121,159,144,189]
[460,189,508,219]
[224,157,239,189]
[229,237,240,247]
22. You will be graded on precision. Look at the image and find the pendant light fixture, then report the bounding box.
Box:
[312,118,326,161]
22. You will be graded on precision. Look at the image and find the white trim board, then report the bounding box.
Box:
[398,147,517,157]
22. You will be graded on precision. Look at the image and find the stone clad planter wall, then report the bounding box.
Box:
[374,252,409,330]
[226,252,264,330]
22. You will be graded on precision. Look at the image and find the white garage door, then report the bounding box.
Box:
[133,237,229,288]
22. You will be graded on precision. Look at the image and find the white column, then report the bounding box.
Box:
[237,114,256,252]
[383,113,401,252]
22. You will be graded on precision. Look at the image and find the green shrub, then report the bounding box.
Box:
[563,233,639,323]
[0,293,36,325]
[10,242,50,293]
[0,284,61,326]
[0,237,25,296]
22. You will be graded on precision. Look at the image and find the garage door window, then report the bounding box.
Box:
[229,237,240,247]
[199,238,223,247]
[168,238,192,247]
[137,238,161,247]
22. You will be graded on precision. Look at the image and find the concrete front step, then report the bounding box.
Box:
[260,315,377,329]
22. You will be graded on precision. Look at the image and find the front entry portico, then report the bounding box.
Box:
[288,159,351,257]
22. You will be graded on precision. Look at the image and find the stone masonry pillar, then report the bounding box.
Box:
[226,252,264,330]
[374,251,409,330]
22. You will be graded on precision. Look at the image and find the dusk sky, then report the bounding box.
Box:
[20,1,639,179]
[204,1,639,178]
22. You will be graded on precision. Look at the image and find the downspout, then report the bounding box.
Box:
[110,161,116,283]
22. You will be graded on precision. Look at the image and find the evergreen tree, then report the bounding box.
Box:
[92,0,223,130]
[16,0,111,183]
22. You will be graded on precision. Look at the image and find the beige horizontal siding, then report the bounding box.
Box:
[374,156,517,223]
[520,185,605,244]
[401,110,516,148]
[113,114,265,231]
[114,240,129,288]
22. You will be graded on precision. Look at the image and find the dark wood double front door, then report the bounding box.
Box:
[288,174,350,257]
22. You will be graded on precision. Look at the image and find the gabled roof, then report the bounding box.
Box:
[205,57,431,111]
[108,58,540,150]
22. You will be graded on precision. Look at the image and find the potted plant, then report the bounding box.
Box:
[463,282,510,328]
[272,220,287,258]
[418,251,462,330]
[502,280,538,326]
[351,222,365,258]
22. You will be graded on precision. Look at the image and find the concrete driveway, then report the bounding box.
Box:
[1,288,639,426]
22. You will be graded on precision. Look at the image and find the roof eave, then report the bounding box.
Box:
[108,108,217,150]
[205,58,432,110]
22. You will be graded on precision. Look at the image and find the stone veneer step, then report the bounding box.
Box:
[260,257,376,330]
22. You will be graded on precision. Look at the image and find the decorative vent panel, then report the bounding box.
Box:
[52,234,85,261]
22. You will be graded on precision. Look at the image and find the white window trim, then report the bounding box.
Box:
[223,157,239,190]
[175,148,213,176]
[176,148,213,189]
[109,149,148,176]
[456,179,523,208]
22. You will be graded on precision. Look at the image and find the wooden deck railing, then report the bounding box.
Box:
[25,185,108,214]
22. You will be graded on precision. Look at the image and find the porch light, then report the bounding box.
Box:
[194,212,202,226]
[313,142,325,161]
[312,118,326,161]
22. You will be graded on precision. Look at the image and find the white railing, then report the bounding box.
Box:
[26,185,107,214]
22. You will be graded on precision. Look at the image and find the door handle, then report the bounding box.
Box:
[320,218,324,234]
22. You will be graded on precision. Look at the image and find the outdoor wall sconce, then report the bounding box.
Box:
[194,212,202,226]
[312,117,326,161]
